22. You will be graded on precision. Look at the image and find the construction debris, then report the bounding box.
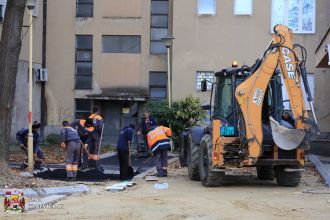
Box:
[302,189,330,194]
[154,182,169,190]
[105,181,136,192]
[145,176,159,181]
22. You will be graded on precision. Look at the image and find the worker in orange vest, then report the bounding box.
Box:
[83,118,104,172]
[147,126,172,177]
[89,107,104,135]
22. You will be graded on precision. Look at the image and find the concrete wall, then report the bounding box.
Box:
[11,61,42,141]
[0,0,44,141]
[172,0,330,131]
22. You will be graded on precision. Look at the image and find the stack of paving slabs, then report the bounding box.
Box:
[105,181,136,192]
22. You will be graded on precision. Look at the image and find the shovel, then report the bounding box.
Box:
[269,116,306,150]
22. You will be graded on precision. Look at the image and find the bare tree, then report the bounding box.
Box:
[0,0,27,169]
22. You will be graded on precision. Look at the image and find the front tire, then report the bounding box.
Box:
[199,134,224,187]
[275,166,301,187]
[187,134,200,181]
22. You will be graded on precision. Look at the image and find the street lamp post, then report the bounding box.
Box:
[161,36,175,108]
[27,0,36,172]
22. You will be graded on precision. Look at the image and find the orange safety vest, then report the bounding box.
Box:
[79,119,86,126]
[89,114,103,120]
[147,126,172,153]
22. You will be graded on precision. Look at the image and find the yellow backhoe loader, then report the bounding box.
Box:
[180,24,318,187]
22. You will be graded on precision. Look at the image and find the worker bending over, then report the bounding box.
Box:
[117,124,135,181]
[16,121,44,169]
[84,118,104,172]
[60,121,81,181]
[147,126,172,177]
[71,115,88,168]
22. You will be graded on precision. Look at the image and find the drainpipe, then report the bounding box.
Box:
[40,0,47,141]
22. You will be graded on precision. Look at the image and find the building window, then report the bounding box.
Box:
[196,71,214,91]
[149,72,167,99]
[234,0,252,15]
[0,0,7,21]
[150,0,168,54]
[271,0,315,33]
[102,35,141,53]
[76,0,93,17]
[75,35,93,89]
[75,99,91,119]
[197,0,216,15]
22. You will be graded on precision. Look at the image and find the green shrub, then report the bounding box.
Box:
[45,133,61,144]
[147,96,206,148]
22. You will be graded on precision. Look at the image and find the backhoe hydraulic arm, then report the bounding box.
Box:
[235,24,312,161]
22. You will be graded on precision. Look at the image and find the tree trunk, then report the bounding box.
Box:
[0,0,27,169]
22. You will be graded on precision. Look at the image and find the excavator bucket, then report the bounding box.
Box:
[269,117,306,150]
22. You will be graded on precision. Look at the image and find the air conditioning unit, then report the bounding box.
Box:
[35,68,48,82]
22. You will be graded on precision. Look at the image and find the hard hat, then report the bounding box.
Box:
[232,60,239,67]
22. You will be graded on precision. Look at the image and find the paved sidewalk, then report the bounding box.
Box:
[308,154,330,187]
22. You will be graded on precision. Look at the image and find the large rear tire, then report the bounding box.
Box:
[275,166,301,187]
[199,134,224,187]
[187,134,200,181]
[256,166,275,180]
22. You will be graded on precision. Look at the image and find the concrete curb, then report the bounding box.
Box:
[36,184,90,196]
[135,157,179,179]
[0,184,90,197]
[308,154,330,187]
[0,188,39,197]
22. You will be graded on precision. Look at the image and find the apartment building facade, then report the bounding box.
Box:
[315,0,330,135]
[45,0,172,143]
[1,0,329,144]
[172,0,330,132]
[0,0,44,141]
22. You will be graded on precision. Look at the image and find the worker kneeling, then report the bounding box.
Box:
[147,126,172,177]
[60,121,81,181]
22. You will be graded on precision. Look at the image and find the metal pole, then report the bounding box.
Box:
[166,45,171,108]
[27,9,34,172]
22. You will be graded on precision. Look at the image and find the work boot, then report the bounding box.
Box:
[162,169,168,177]
[157,172,165,177]
[66,177,76,182]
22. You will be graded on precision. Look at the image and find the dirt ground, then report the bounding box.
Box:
[2,161,330,220]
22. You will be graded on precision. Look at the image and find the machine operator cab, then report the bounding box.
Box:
[201,62,286,146]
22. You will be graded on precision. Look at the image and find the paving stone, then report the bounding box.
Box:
[37,184,90,196]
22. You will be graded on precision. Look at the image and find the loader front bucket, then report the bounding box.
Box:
[269,116,306,150]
